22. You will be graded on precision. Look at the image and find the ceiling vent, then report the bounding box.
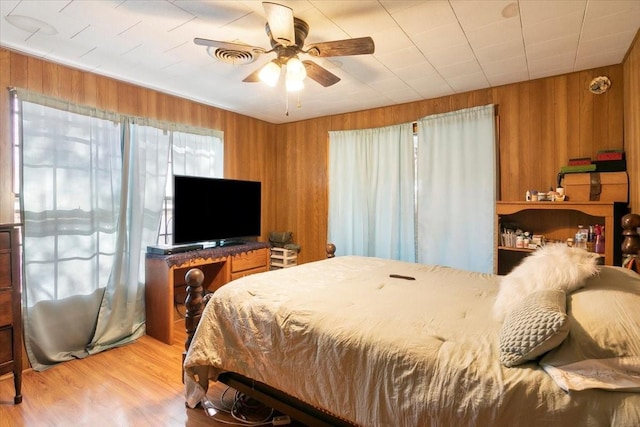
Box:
[207,46,257,65]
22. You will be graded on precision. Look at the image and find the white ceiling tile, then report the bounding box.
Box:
[575,47,629,70]
[580,8,640,41]
[474,38,525,63]
[578,30,637,60]
[450,0,513,30]
[482,54,528,77]
[310,1,396,38]
[438,59,483,79]
[486,68,530,87]
[522,11,584,45]
[528,53,576,78]
[519,0,587,26]
[447,71,490,93]
[375,46,425,71]
[465,18,523,50]
[393,61,439,81]
[526,34,580,60]
[392,1,457,35]
[425,43,476,69]
[1,0,637,123]
[369,27,414,55]
[381,87,421,104]
[411,23,468,54]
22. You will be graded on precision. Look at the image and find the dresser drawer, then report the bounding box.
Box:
[0,290,12,326]
[0,231,9,250]
[0,327,12,364]
[232,248,268,273]
[0,253,11,289]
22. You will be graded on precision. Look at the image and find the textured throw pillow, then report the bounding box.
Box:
[499,289,569,367]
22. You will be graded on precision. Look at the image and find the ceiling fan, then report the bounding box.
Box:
[194,2,375,91]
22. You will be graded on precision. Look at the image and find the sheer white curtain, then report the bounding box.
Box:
[172,129,224,177]
[416,105,496,273]
[17,91,171,369]
[328,123,415,261]
[88,120,170,353]
[20,99,123,369]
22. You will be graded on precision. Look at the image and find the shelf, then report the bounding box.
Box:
[498,246,535,253]
[495,201,626,274]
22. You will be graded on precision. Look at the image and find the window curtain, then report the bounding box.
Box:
[172,129,223,177]
[15,90,171,370]
[88,120,170,353]
[416,104,496,273]
[328,123,415,261]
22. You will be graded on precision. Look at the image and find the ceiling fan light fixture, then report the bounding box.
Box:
[259,60,281,87]
[285,74,304,92]
[286,57,307,82]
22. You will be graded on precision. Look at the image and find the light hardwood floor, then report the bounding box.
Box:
[0,320,291,427]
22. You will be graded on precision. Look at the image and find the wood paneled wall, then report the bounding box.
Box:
[0,47,278,244]
[275,64,635,263]
[1,44,637,267]
[624,31,640,216]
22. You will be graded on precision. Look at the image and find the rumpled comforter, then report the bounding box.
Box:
[184,256,640,426]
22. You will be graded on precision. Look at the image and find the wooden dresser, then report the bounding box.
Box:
[145,241,270,344]
[0,224,22,404]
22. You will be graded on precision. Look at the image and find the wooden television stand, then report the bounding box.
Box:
[144,241,269,344]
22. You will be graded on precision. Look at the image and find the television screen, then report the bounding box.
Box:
[173,175,261,245]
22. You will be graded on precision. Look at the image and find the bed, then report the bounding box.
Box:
[183,217,640,426]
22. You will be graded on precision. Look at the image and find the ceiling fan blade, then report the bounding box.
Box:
[306,37,375,57]
[242,67,264,83]
[263,2,295,47]
[302,60,340,87]
[194,38,266,54]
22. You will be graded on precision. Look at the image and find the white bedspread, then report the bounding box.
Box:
[183,256,640,426]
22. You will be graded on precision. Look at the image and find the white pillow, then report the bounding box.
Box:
[540,266,640,391]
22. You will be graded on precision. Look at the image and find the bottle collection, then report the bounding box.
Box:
[571,224,605,254]
[500,223,604,254]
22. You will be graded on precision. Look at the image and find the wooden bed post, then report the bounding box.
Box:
[184,268,205,355]
[621,213,640,273]
[326,243,336,258]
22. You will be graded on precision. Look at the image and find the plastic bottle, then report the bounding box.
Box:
[594,224,605,254]
[575,225,587,249]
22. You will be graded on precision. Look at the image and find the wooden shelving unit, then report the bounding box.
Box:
[495,201,627,274]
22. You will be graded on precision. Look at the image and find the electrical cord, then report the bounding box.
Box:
[202,386,287,426]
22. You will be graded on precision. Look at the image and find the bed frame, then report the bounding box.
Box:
[183,218,640,425]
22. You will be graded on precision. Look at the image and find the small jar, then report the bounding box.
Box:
[516,236,524,248]
[566,238,574,247]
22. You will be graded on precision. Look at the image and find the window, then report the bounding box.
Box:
[157,130,223,245]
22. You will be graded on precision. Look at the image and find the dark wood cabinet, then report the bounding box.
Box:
[0,224,22,404]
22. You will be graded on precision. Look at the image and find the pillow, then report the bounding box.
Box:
[540,266,640,390]
[499,289,569,367]
[541,266,640,363]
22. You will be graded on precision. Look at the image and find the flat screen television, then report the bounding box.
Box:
[173,175,261,246]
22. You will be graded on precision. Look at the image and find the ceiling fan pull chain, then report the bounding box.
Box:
[285,91,289,116]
